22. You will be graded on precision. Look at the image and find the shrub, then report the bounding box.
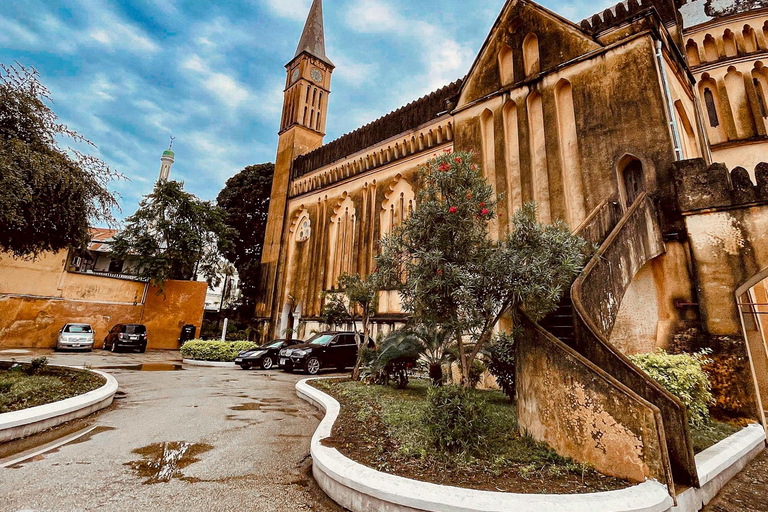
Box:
[180,340,257,362]
[28,356,48,374]
[363,332,420,388]
[487,331,516,400]
[423,385,489,454]
[629,349,714,429]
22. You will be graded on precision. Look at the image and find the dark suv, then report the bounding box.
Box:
[278,332,369,375]
[103,324,148,353]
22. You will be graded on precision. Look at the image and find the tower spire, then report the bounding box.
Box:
[294,0,333,67]
[159,140,175,182]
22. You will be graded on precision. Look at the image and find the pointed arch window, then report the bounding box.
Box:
[704,87,720,127]
[498,44,514,85]
[523,33,540,76]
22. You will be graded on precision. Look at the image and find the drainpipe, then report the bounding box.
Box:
[655,40,684,161]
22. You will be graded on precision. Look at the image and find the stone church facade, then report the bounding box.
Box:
[255,0,768,490]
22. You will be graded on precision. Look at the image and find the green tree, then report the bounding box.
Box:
[111,180,233,289]
[377,151,586,386]
[216,163,273,311]
[0,63,120,257]
[321,272,380,380]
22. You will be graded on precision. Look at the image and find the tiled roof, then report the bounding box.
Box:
[291,79,463,179]
[88,227,119,252]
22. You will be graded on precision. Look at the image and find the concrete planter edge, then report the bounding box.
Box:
[182,359,237,368]
[0,365,118,443]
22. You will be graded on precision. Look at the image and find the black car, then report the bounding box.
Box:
[103,324,148,353]
[278,332,370,375]
[235,339,300,370]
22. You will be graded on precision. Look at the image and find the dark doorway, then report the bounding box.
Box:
[621,158,645,208]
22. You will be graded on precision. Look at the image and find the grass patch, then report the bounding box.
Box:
[312,379,629,494]
[691,420,741,453]
[0,361,105,414]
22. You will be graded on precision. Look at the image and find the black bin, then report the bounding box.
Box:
[179,324,196,345]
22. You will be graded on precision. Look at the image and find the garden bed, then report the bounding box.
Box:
[311,379,631,494]
[0,361,106,414]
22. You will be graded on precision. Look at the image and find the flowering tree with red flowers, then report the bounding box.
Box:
[377,151,585,387]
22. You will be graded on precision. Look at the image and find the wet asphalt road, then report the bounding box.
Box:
[0,348,344,512]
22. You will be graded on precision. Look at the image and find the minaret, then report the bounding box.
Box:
[159,137,175,182]
[257,0,334,333]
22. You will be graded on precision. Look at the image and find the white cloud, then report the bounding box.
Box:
[262,0,313,21]
[181,54,253,109]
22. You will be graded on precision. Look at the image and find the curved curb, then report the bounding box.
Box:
[0,366,118,444]
[296,378,675,512]
[182,359,237,368]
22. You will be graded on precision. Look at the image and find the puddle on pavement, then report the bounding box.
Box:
[94,364,184,372]
[126,442,213,484]
[229,397,300,415]
[1,425,115,468]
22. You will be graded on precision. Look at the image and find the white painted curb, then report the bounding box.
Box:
[182,359,237,368]
[296,378,676,512]
[0,366,118,444]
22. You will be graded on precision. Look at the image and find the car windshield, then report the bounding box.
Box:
[267,341,284,349]
[64,325,92,333]
[308,334,334,346]
[124,325,146,334]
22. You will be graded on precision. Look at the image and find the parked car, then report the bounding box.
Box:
[235,339,300,370]
[103,324,148,353]
[56,323,95,351]
[278,332,371,375]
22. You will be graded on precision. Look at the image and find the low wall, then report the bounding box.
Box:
[517,315,670,485]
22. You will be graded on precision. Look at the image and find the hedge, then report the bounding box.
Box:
[180,340,258,362]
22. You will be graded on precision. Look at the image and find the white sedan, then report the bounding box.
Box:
[56,323,95,351]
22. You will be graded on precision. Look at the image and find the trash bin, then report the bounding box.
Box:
[179,324,196,345]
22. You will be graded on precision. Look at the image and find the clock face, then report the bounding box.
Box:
[310,68,323,83]
[291,68,300,83]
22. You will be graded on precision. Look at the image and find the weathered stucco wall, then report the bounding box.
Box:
[517,316,671,487]
[0,253,206,350]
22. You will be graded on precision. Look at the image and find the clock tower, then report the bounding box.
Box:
[258,0,334,332]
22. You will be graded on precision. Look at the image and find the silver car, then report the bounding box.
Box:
[57,323,95,351]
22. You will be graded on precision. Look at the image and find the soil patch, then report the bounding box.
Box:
[0,361,105,413]
[312,379,630,494]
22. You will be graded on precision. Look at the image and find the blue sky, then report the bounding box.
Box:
[0,0,614,223]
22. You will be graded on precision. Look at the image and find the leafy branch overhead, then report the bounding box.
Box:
[0,63,122,257]
[111,179,233,289]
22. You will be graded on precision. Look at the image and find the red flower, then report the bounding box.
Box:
[471,164,478,171]
[454,157,462,164]
[466,192,472,199]
[436,269,443,275]
[449,206,458,213]
[479,202,485,208]
[481,208,489,215]
[498,213,503,218]
[439,162,451,171]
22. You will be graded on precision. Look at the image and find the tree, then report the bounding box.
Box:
[0,63,120,257]
[320,272,380,380]
[377,151,586,386]
[216,163,273,312]
[111,180,233,289]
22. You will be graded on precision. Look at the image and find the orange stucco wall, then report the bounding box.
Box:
[0,252,206,350]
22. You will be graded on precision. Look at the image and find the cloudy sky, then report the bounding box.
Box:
[0,0,614,222]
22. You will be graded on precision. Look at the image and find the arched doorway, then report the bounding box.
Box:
[618,156,645,209]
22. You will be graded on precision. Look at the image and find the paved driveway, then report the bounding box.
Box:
[0,349,343,512]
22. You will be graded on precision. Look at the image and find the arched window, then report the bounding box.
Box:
[554,79,585,226]
[498,44,514,85]
[704,87,719,127]
[503,100,522,215]
[618,156,645,209]
[725,66,755,139]
[480,109,497,197]
[723,29,737,57]
[303,106,308,125]
[380,176,415,237]
[686,39,700,66]
[703,34,719,62]
[295,214,312,242]
[328,195,357,288]
[744,25,758,53]
[523,33,540,76]
[674,100,698,159]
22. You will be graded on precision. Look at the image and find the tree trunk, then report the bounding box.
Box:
[457,334,470,388]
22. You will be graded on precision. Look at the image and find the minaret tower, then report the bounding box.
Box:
[258,0,334,332]
[159,137,175,182]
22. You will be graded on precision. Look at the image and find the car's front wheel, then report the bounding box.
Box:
[261,356,274,370]
[305,357,321,375]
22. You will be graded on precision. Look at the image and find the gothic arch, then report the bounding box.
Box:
[523,33,540,76]
[499,43,514,85]
[723,29,737,58]
[555,78,586,227]
[686,39,700,66]
[699,74,727,144]
[617,154,645,210]
[744,25,759,53]
[327,193,357,288]
[703,34,719,62]
[527,90,550,223]
[503,99,522,216]
[380,175,415,238]
[480,109,497,198]
[673,100,699,159]
[725,66,755,139]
